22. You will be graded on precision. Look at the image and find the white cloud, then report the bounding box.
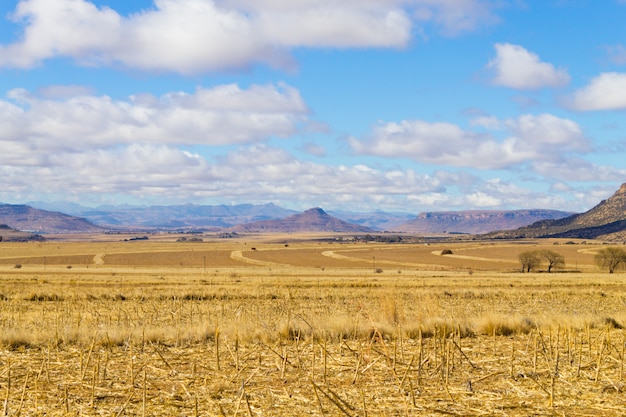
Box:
[504,114,588,151]
[0,0,410,73]
[0,0,502,73]
[567,72,626,111]
[466,192,501,207]
[0,83,309,152]
[349,114,588,169]
[487,43,570,90]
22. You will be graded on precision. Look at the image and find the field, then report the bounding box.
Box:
[1,235,626,416]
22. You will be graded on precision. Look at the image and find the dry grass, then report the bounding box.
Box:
[1,237,626,415]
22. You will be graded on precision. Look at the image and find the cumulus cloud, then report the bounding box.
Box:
[0,0,502,73]
[487,43,570,90]
[567,72,626,110]
[349,114,588,170]
[0,83,309,152]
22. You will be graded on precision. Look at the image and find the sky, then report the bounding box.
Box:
[0,0,626,214]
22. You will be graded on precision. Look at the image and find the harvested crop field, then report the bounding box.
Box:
[1,237,626,415]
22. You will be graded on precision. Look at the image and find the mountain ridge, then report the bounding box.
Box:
[6,183,626,237]
[484,183,626,240]
[395,209,573,234]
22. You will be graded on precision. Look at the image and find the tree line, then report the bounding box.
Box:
[518,247,626,273]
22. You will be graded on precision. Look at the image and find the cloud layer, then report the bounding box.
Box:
[0,83,309,161]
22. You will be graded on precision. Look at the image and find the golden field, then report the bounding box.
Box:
[1,235,626,416]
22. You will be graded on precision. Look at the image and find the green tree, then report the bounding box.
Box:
[519,251,540,273]
[539,250,565,273]
[595,247,626,274]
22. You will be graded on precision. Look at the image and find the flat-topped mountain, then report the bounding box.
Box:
[0,204,102,234]
[230,208,374,233]
[395,209,572,234]
[485,183,626,240]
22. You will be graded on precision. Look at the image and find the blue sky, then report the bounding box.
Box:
[0,0,625,213]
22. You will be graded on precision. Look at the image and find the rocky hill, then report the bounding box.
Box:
[230,208,374,233]
[395,209,572,234]
[484,183,626,240]
[0,204,103,234]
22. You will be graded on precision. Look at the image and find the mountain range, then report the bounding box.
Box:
[1,182,626,239]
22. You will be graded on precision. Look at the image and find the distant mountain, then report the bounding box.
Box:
[26,201,408,231]
[485,183,626,240]
[0,204,102,234]
[70,203,297,229]
[395,209,573,234]
[27,201,91,216]
[230,207,375,233]
[329,210,414,231]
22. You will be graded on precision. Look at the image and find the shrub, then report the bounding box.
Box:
[441,249,453,255]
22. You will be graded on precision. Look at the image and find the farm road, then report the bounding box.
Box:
[431,249,518,264]
[93,253,105,265]
[322,249,438,269]
[230,250,285,267]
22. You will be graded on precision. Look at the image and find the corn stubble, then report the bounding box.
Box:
[0,240,625,415]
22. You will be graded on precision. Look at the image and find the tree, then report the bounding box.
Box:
[540,250,565,273]
[519,251,540,273]
[595,247,626,274]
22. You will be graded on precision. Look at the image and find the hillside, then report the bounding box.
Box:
[396,209,572,234]
[485,183,626,240]
[0,204,102,234]
[230,208,374,233]
[0,223,45,242]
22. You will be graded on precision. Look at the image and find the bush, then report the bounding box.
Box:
[441,249,453,255]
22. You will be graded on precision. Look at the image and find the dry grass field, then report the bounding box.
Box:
[1,236,626,415]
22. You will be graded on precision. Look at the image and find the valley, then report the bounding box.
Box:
[1,237,625,415]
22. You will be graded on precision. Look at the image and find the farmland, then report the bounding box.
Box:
[1,236,626,416]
